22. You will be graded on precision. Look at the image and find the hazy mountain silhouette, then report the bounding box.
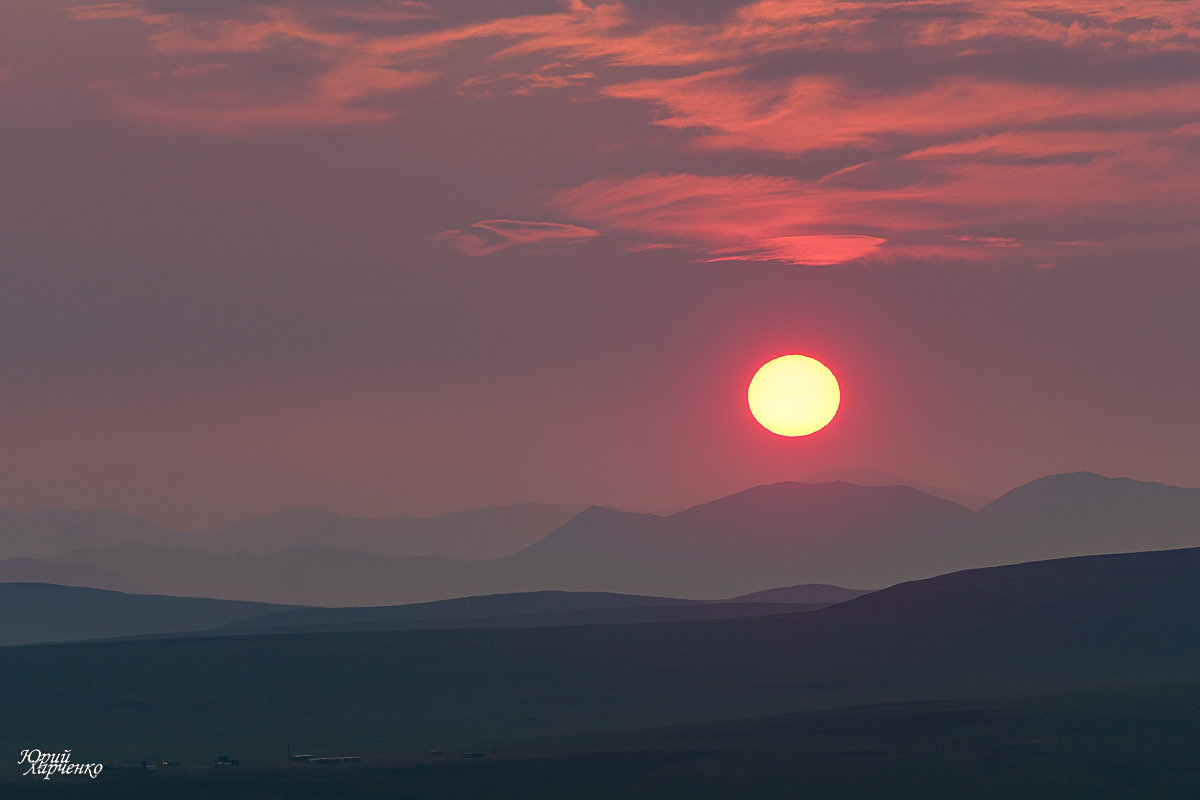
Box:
[0,583,296,646]
[801,469,993,509]
[496,473,1200,599]
[7,473,1200,606]
[38,542,503,606]
[198,502,585,558]
[948,472,1200,567]
[0,508,192,559]
[0,502,584,562]
[493,482,974,596]
[19,482,967,603]
[0,556,149,593]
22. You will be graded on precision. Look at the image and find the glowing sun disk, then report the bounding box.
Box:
[747,355,840,436]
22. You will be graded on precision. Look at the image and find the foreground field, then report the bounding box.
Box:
[5,678,1198,799]
[4,547,1199,797]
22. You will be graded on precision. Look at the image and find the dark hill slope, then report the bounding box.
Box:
[2,546,1198,763]
[219,589,700,631]
[810,545,1200,678]
[0,558,147,594]
[0,583,297,646]
[213,587,841,635]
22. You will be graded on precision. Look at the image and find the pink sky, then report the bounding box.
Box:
[0,0,1197,528]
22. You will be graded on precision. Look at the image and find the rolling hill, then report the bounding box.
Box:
[214,589,841,635]
[0,583,856,645]
[0,583,297,646]
[1,545,1198,767]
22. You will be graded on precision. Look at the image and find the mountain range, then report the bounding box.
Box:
[0,472,1197,605]
[0,501,583,561]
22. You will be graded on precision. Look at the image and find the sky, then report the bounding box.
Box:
[1,0,1197,530]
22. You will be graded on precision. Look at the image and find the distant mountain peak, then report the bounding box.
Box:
[674,479,965,520]
[800,470,992,510]
[983,471,1183,513]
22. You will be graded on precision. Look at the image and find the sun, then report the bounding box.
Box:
[747,354,840,437]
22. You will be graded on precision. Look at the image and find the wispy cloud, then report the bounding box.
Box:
[69,0,1200,263]
[704,235,886,266]
[436,219,600,256]
[69,1,442,133]
[457,62,593,99]
[552,172,880,263]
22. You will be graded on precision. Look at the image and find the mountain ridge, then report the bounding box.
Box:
[3,472,1198,606]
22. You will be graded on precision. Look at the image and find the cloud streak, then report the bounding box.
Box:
[552,172,889,265]
[436,219,600,256]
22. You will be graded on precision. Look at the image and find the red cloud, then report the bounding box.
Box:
[704,236,886,266]
[553,136,1200,264]
[70,2,441,133]
[603,71,1200,157]
[553,173,888,265]
[68,0,1200,262]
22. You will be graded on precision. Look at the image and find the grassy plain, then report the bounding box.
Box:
[5,678,1198,799]
[5,548,1199,797]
